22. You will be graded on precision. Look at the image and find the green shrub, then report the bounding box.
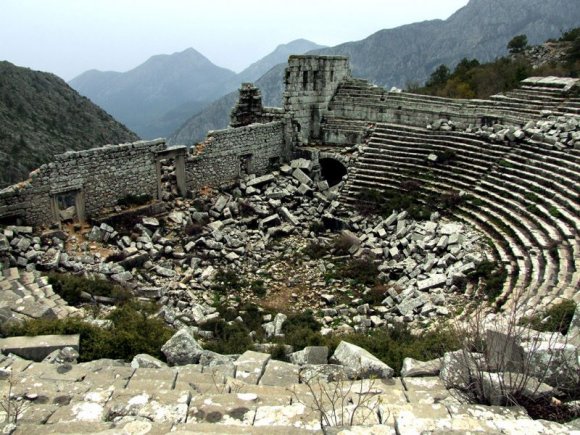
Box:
[282,310,325,350]
[549,206,563,218]
[202,319,253,355]
[435,149,457,164]
[362,284,392,305]
[250,280,267,297]
[520,300,577,335]
[356,188,433,220]
[4,302,172,362]
[303,241,329,259]
[508,34,529,54]
[339,257,379,286]
[341,325,460,376]
[467,261,508,301]
[213,268,247,293]
[47,273,132,306]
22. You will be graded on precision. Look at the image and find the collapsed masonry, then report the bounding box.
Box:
[0,56,579,314]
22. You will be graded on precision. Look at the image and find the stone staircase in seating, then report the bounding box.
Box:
[0,267,76,325]
[341,123,580,313]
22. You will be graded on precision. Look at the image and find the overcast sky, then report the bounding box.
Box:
[2,0,468,81]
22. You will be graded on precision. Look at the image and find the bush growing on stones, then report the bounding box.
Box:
[47,272,132,306]
[4,302,172,362]
[342,325,459,376]
[303,241,329,260]
[438,190,464,210]
[399,179,423,193]
[282,310,325,350]
[184,222,205,236]
[444,301,580,421]
[339,257,379,286]
[105,251,127,263]
[250,279,267,297]
[332,233,354,255]
[213,268,247,293]
[201,319,254,355]
[356,188,433,220]
[520,300,577,335]
[467,260,508,302]
[362,284,393,305]
[290,368,385,430]
[309,220,326,234]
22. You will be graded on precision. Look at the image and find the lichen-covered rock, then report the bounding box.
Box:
[401,357,441,377]
[161,328,203,366]
[290,346,329,365]
[330,341,393,379]
[131,353,167,369]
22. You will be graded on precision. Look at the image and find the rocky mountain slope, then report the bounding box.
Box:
[170,64,286,146]
[0,61,138,189]
[69,48,236,140]
[171,0,580,145]
[315,0,580,87]
[70,40,323,140]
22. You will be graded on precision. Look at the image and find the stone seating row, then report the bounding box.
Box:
[0,352,573,434]
[341,123,579,309]
[0,267,74,321]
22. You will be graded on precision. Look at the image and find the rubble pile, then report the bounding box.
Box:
[429,113,580,150]
[0,157,491,335]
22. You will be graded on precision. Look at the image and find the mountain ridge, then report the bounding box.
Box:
[0,61,139,189]
[171,0,580,145]
[69,40,323,139]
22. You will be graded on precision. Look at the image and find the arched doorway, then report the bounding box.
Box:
[319,158,347,187]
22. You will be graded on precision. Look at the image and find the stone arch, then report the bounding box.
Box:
[319,157,347,187]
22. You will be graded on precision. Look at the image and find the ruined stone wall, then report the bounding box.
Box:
[0,139,165,226]
[186,121,291,192]
[284,55,351,144]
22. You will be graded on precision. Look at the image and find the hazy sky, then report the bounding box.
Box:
[2,0,468,81]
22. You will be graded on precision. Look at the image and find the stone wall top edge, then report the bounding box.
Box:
[206,121,284,138]
[53,138,166,161]
[288,55,349,61]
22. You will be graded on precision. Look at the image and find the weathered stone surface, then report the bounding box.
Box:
[480,371,555,405]
[235,351,271,385]
[131,353,167,369]
[263,313,287,338]
[330,341,394,379]
[439,350,480,388]
[259,360,300,386]
[161,328,203,366]
[0,334,79,361]
[42,346,79,365]
[401,357,441,377]
[290,346,329,365]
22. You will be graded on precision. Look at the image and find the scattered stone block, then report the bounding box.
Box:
[0,334,79,361]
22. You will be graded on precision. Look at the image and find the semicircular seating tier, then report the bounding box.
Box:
[340,123,579,312]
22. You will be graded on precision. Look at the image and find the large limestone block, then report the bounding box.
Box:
[0,334,79,361]
[330,341,394,379]
[439,350,481,389]
[567,303,580,347]
[161,328,203,366]
[290,346,329,365]
[235,351,271,385]
[400,357,441,377]
[259,360,299,387]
